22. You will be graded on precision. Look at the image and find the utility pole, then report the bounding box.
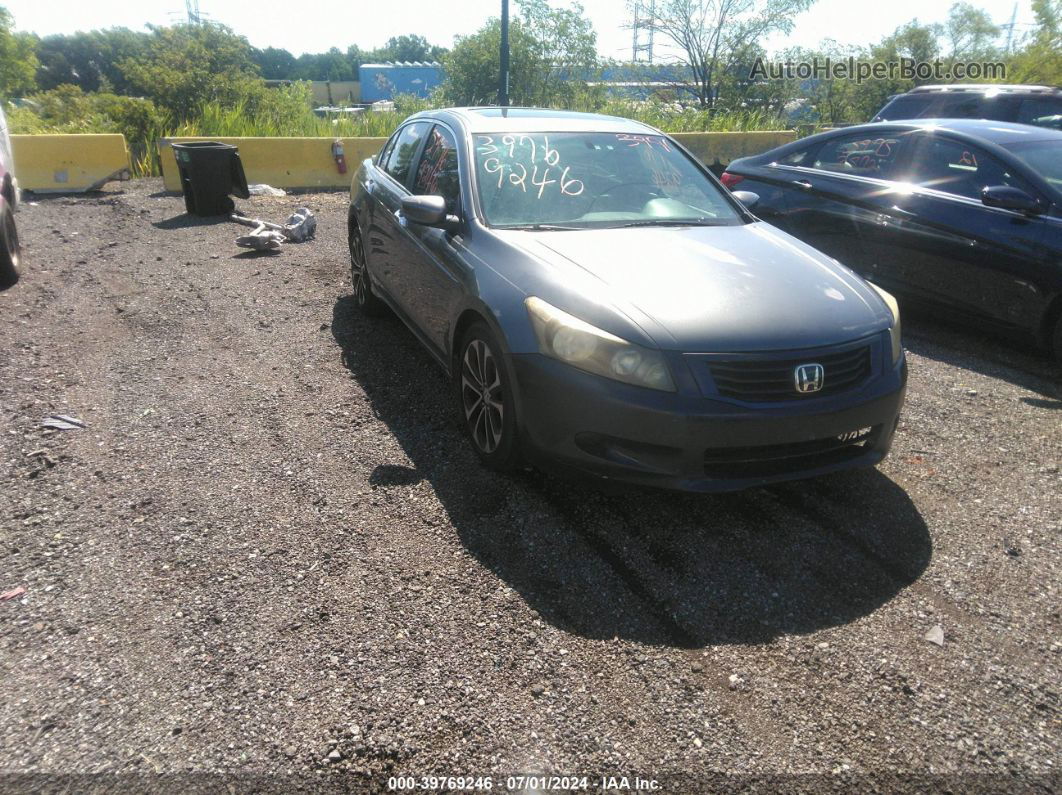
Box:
[499,0,510,106]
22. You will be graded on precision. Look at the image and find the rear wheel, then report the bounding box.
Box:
[348,223,386,316]
[456,322,522,471]
[0,204,21,288]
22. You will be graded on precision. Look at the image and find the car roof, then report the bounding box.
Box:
[905,84,1060,95]
[815,118,1062,146]
[408,107,661,135]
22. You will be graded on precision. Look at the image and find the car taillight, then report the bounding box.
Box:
[720,172,743,189]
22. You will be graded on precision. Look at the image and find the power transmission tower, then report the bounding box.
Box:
[1002,3,1018,54]
[185,0,201,24]
[631,0,655,63]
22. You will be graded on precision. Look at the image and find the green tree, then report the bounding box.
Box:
[35,28,149,93]
[0,7,38,97]
[944,2,1001,60]
[1010,0,1062,84]
[118,23,260,120]
[251,46,297,80]
[375,35,447,63]
[635,0,816,108]
[441,0,597,106]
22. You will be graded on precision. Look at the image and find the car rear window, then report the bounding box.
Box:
[876,95,934,121]
[813,133,906,179]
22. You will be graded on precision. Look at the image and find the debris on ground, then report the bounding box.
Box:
[231,208,316,250]
[283,208,316,242]
[1,587,26,601]
[924,625,945,647]
[40,415,86,431]
[247,184,286,197]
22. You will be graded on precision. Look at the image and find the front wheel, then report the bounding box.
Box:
[456,322,522,471]
[0,204,21,288]
[348,223,386,316]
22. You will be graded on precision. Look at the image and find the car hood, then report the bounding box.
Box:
[504,222,892,352]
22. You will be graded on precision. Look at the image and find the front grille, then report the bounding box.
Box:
[703,426,881,478]
[708,345,871,402]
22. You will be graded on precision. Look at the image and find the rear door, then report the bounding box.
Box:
[771,129,914,271]
[863,132,1049,330]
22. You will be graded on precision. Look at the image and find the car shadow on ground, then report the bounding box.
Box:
[151,213,235,230]
[902,313,1060,397]
[331,295,931,648]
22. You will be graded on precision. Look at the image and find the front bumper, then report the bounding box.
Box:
[511,349,907,493]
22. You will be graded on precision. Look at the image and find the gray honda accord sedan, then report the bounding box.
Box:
[347,107,907,492]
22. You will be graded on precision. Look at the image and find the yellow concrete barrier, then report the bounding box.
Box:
[11,134,131,192]
[156,131,793,192]
[158,136,387,191]
[671,131,797,168]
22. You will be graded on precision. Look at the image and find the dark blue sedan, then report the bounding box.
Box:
[348,108,906,492]
[722,120,1062,360]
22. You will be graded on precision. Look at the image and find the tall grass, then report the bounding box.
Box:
[12,85,790,178]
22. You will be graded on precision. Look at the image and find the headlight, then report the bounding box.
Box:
[525,297,675,392]
[868,282,902,364]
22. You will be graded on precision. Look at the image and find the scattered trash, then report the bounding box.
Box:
[235,221,286,251]
[41,414,86,431]
[231,208,316,250]
[248,184,286,197]
[283,208,317,242]
[924,624,945,647]
[1,586,26,600]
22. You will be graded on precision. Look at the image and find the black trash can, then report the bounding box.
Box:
[171,141,250,217]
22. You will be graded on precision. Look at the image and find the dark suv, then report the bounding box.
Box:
[873,84,1062,130]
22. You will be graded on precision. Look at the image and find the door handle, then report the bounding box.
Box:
[791,179,813,190]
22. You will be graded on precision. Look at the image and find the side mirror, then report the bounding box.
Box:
[731,190,760,210]
[402,195,447,225]
[981,185,1040,214]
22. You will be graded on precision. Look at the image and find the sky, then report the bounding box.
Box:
[4,0,1039,61]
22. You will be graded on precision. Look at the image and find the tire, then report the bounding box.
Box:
[0,203,21,289]
[455,322,522,472]
[348,222,386,317]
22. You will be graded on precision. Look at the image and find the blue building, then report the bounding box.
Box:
[359,62,444,102]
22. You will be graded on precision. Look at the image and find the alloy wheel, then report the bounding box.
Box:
[461,339,505,454]
[349,229,368,306]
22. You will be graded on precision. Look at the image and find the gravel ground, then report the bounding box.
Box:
[0,179,1059,792]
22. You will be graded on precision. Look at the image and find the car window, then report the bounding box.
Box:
[812,132,906,179]
[1003,140,1062,195]
[909,136,1035,200]
[472,132,742,228]
[927,94,982,118]
[876,95,933,121]
[376,131,399,167]
[383,121,431,188]
[412,125,460,213]
[1017,97,1062,129]
[775,147,812,166]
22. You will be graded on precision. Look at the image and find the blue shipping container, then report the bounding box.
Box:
[359,62,444,101]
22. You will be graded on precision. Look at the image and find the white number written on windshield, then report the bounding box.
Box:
[476,135,584,199]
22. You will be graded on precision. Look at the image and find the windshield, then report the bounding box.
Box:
[1003,140,1062,195]
[472,132,743,229]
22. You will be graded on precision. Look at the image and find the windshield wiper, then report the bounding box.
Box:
[497,223,585,231]
[606,219,724,229]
